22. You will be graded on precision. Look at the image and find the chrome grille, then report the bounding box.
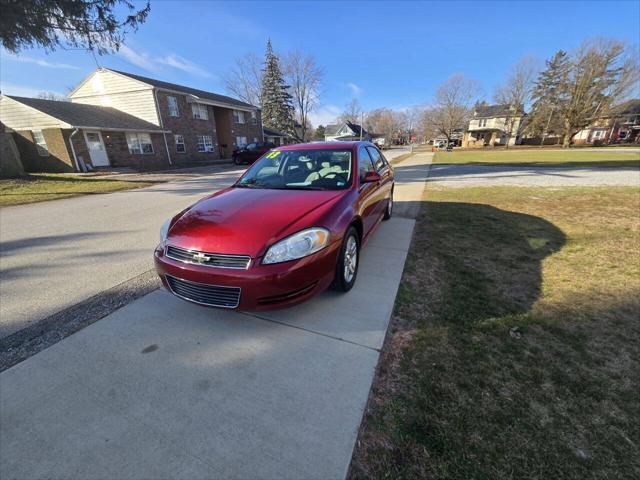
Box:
[166,275,241,308]
[166,245,251,269]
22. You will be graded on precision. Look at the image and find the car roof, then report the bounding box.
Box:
[276,141,373,151]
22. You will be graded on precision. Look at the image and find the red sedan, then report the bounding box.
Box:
[154,141,394,310]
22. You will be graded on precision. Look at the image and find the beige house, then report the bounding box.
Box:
[463,103,525,148]
[0,67,263,172]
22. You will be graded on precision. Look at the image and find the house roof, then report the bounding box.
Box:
[474,103,524,118]
[263,127,289,137]
[324,124,340,135]
[610,99,640,116]
[346,121,368,136]
[107,69,258,110]
[6,96,165,131]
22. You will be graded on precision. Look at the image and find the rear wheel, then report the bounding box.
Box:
[233,156,241,165]
[331,226,359,292]
[383,188,393,220]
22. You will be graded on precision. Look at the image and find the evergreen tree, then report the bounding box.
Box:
[260,40,295,135]
[314,125,326,140]
[527,50,570,139]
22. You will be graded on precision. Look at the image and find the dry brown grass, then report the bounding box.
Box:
[350,186,640,480]
[0,174,155,206]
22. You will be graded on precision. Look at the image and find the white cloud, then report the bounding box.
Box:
[0,81,65,98]
[118,45,213,78]
[309,104,342,127]
[1,51,78,70]
[156,54,212,78]
[347,82,363,97]
[118,45,162,73]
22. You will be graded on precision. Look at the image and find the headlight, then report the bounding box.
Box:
[159,219,171,244]
[263,227,329,264]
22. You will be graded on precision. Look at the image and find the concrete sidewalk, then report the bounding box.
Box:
[0,218,414,480]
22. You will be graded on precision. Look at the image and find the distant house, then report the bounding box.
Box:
[463,103,525,148]
[263,127,294,146]
[324,122,371,141]
[573,99,640,145]
[0,67,263,172]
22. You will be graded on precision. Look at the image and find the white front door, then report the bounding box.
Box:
[84,131,109,166]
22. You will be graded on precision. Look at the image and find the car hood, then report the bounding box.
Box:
[167,187,345,257]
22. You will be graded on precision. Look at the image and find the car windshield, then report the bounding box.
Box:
[235,149,353,190]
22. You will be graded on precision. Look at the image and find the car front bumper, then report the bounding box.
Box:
[154,242,340,311]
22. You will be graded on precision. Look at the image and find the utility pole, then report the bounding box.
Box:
[360,111,363,140]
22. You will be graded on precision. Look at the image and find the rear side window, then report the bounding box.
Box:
[366,146,386,171]
[357,146,375,181]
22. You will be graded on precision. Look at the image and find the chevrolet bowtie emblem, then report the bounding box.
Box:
[193,252,208,264]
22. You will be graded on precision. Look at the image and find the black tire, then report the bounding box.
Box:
[331,226,360,292]
[233,156,241,165]
[383,187,393,220]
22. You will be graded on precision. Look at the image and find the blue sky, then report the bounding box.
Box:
[1,0,638,126]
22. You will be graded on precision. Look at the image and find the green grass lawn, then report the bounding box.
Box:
[0,174,155,206]
[434,148,640,167]
[350,186,640,479]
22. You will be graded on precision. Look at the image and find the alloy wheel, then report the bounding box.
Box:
[343,235,358,283]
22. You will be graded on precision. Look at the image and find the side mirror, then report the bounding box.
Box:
[362,171,381,183]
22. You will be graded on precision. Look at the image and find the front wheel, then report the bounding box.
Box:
[383,188,393,220]
[331,226,360,292]
[233,156,241,165]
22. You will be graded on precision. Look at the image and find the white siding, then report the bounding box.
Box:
[69,69,150,97]
[68,69,159,125]
[0,96,67,130]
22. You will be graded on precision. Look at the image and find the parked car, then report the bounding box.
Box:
[232,141,275,165]
[155,141,394,310]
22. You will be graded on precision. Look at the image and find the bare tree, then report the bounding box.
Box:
[339,98,362,125]
[224,53,263,106]
[283,51,323,142]
[424,74,481,143]
[493,57,539,148]
[559,39,639,147]
[37,91,66,101]
[364,108,404,141]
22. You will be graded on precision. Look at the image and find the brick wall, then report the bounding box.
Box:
[156,90,263,161]
[156,91,220,163]
[230,109,263,147]
[13,128,75,172]
[101,131,169,169]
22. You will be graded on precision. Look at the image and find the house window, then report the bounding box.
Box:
[251,111,257,124]
[197,135,214,152]
[31,130,49,156]
[593,130,603,139]
[478,118,487,127]
[126,132,154,154]
[167,96,179,117]
[235,136,247,147]
[233,110,246,124]
[191,103,209,120]
[175,134,186,153]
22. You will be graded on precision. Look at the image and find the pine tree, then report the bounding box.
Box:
[260,40,295,135]
[527,51,570,140]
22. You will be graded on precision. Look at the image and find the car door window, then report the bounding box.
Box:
[366,146,386,172]
[246,143,257,150]
[358,146,376,182]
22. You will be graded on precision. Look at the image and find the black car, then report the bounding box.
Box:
[232,141,276,165]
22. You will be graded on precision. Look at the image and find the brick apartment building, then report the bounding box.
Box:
[0,68,263,172]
